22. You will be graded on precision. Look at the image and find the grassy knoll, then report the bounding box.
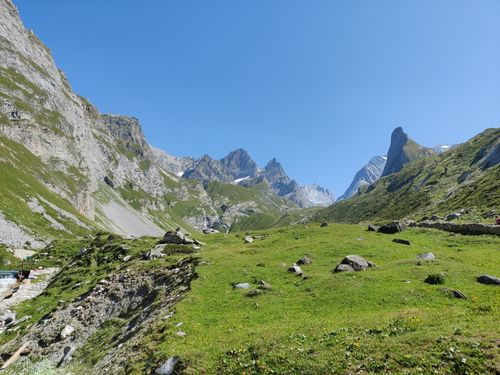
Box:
[146,224,500,374]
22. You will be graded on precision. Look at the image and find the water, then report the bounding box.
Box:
[0,277,16,296]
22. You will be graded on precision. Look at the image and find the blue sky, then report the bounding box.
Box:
[14,0,500,196]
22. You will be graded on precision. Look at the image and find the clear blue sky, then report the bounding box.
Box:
[14,0,500,196]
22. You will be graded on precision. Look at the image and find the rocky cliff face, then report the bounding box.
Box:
[220,148,260,179]
[300,184,335,206]
[381,127,435,177]
[339,156,387,201]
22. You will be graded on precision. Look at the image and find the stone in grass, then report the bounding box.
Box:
[320,221,329,227]
[245,289,263,298]
[476,275,500,286]
[60,325,75,339]
[439,288,467,299]
[233,283,251,289]
[367,224,379,232]
[155,356,180,375]
[393,238,411,245]
[257,280,272,290]
[425,273,445,285]
[296,256,312,265]
[244,236,254,244]
[288,265,303,275]
[333,255,374,273]
[417,252,435,261]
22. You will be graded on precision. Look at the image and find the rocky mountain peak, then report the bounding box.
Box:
[339,155,387,201]
[381,127,434,177]
[220,148,259,179]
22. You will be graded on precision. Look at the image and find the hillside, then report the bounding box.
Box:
[319,128,500,223]
[1,224,499,373]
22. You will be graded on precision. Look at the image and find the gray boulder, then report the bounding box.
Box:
[439,288,467,299]
[244,236,254,244]
[417,252,435,261]
[367,224,379,232]
[145,246,165,260]
[378,221,406,234]
[203,228,219,234]
[288,265,303,275]
[334,255,374,272]
[296,256,312,265]
[155,356,180,375]
[233,283,251,289]
[446,213,461,221]
[476,275,500,285]
[163,230,186,244]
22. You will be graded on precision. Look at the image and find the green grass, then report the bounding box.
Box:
[139,224,500,374]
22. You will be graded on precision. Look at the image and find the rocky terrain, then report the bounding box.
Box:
[338,155,387,200]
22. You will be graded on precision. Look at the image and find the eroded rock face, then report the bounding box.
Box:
[1,258,198,374]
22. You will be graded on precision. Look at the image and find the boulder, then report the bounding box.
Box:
[334,264,355,273]
[439,288,467,299]
[446,213,461,221]
[367,224,379,232]
[393,238,411,245]
[60,325,75,339]
[155,357,180,375]
[296,256,312,265]
[320,221,329,228]
[424,273,445,285]
[163,230,186,244]
[233,283,251,289]
[145,247,165,260]
[288,265,303,275]
[476,275,500,285]
[378,221,406,234]
[202,228,219,234]
[244,236,254,244]
[334,255,374,273]
[122,255,132,262]
[417,252,435,261]
[257,280,272,290]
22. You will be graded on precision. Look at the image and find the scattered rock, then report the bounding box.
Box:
[417,252,435,261]
[122,255,132,262]
[245,289,263,297]
[367,224,379,232]
[334,264,355,273]
[60,325,75,340]
[392,238,411,245]
[320,221,329,227]
[296,256,312,265]
[244,236,254,244]
[378,221,406,234]
[202,228,219,234]
[257,280,272,290]
[446,212,461,221]
[162,229,186,244]
[424,273,445,285]
[233,283,251,289]
[333,255,374,273]
[288,265,303,275]
[145,246,165,260]
[476,275,500,286]
[192,245,201,250]
[439,288,467,299]
[175,331,186,337]
[155,357,179,375]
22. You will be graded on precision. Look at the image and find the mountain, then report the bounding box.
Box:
[319,128,500,223]
[220,148,260,179]
[301,184,335,206]
[381,127,435,177]
[338,156,387,201]
[0,0,309,243]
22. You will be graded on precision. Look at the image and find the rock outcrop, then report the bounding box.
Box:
[339,156,387,200]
